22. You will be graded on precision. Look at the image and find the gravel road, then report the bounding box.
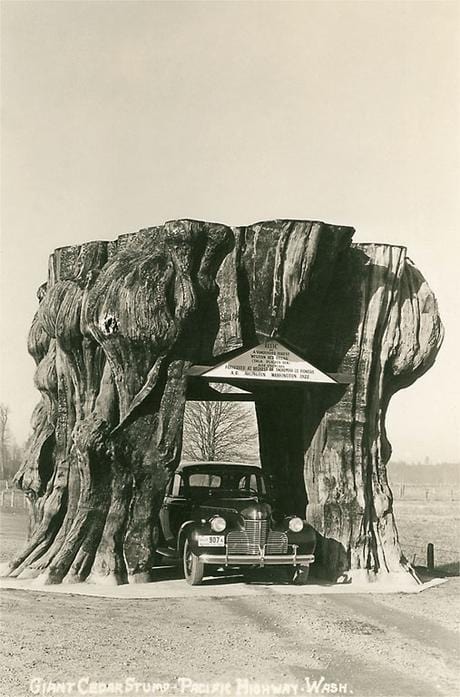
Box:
[1,578,459,697]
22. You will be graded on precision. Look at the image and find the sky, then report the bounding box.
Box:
[1,0,459,463]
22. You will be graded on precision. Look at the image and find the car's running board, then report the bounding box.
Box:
[156,547,179,560]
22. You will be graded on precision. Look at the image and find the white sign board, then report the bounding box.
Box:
[202,340,336,383]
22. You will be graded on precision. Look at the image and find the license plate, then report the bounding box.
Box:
[198,535,224,547]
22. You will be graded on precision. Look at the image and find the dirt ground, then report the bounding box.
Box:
[1,509,459,697]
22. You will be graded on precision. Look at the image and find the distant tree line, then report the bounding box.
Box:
[388,460,460,487]
[0,404,24,481]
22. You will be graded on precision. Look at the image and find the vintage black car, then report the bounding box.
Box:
[156,461,316,585]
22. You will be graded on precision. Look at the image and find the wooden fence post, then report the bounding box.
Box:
[427,543,434,571]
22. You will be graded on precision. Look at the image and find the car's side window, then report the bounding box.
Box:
[171,473,184,497]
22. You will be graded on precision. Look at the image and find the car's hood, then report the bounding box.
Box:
[195,499,272,519]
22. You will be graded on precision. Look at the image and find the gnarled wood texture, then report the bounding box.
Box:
[4,220,442,585]
[302,245,444,582]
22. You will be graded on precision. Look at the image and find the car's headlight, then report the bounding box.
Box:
[210,516,226,533]
[288,517,304,533]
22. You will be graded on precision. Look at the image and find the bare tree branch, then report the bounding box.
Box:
[182,388,259,463]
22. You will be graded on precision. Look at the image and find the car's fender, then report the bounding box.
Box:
[286,522,317,553]
[177,520,199,555]
[179,520,229,557]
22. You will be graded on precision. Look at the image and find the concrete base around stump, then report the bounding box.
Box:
[0,574,446,600]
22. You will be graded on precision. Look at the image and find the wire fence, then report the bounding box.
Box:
[391,484,460,501]
[402,540,459,573]
[0,489,27,508]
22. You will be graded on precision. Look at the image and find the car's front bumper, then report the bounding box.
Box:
[199,549,315,568]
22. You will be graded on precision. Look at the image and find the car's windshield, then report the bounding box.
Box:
[185,468,266,497]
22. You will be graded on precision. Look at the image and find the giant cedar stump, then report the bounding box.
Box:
[4,220,442,585]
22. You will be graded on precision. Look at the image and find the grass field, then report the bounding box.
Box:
[393,499,460,574]
[0,506,29,563]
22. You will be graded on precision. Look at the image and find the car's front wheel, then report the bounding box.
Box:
[183,538,205,586]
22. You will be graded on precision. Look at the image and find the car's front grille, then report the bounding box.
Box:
[245,519,269,547]
[265,531,288,554]
[227,520,288,555]
[227,531,260,555]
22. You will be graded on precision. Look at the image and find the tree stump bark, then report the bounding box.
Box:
[302,244,444,582]
[3,219,442,585]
